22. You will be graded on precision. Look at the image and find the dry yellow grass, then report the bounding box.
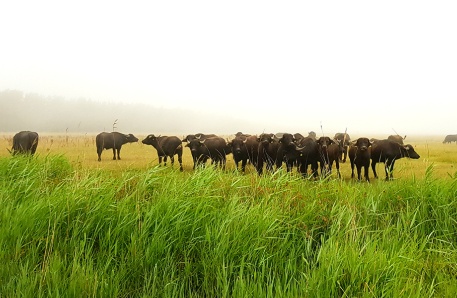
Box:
[1,133,456,180]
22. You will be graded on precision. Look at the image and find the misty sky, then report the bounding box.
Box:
[1,1,456,136]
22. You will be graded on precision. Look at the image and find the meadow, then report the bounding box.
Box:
[0,133,456,297]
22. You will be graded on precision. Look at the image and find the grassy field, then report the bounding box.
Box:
[1,133,457,179]
[0,133,456,297]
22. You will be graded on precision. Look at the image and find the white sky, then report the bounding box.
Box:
[1,1,456,136]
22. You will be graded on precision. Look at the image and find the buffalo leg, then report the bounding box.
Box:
[241,159,247,172]
[112,148,117,160]
[178,154,183,171]
[385,160,396,180]
[364,165,370,182]
[371,161,378,178]
[97,147,102,162]
[356,164,362,180]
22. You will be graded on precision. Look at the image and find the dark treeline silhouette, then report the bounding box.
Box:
[0,90,253,135]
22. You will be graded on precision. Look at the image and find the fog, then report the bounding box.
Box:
[1,1,456,137]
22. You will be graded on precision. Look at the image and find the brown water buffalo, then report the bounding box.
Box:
[371,139,420,180]
[10,131,39,155]
[348,137,372,182]
[96,132,138,161]
[142,135,183,171]
[186,137,230,169]
[443,134,457,144]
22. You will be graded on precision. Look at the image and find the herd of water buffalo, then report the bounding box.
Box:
[13,130,456,181]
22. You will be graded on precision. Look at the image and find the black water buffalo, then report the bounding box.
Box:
[142,135,183,171]
[294,137,320,178]
[235,132,251,138]
[293,133,306,144]
[10,131,39,155]
[255,133,281,175]
[348,137,372,182]
[307,131,317,141]
[371,140,420,180]
[316,136,341,178]
[182,133,217,142]
[387,135,406,145]
[228,134,258,172]
[334,132,351,162]
[443,134,457,144]
[96,132,138,161]
[186,137,230,169]
[277,133,301,172]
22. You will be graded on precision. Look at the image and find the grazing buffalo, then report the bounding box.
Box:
[294,137,320,178]
[316,136,341,178]
[96,132,138,161]
[334,132,351,162]
[255,133,281,175]
[186,137,230,169]
[142,135,183,171]
[371,140,420,180]
[387,135,406,145]
[443,134,457,144]
[348,137,372,182]
[10,131,39,155]
[182,133,217,143]
[228,134,258,172]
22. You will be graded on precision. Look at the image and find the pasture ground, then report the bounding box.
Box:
[1,133,456,180]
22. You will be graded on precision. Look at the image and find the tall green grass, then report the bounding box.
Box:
[0,155,456,297]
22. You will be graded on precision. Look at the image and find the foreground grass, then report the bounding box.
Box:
[0,155,456,297]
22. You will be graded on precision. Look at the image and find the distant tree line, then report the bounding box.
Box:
[0,90,250,134]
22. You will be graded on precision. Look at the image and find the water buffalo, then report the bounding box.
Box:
[185,137,230,169]
[316,136,341,178]
[182,133,217,142]
[443,134,457,144]
[10,131,39,155]
[142,135,183,171]
[348,137,372,182]
[334,132,351,162]
[228,134,258,172]
[96,132,138,161]
[277,133,301,172]
[255,133,281,175]
[294,137,320,178]
[307,131,317,141]
[387,135,406,145]
[235,132,251,138]
[371,139,420,180]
